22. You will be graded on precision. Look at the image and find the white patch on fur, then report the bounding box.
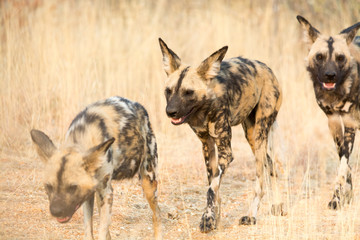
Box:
[248,177,262,218]
[162,55,171,74]
[113,100,133,131]
[130,159,137,170]
[208,122,218,138]
[210,166,222,191]
[107,96,121,104]
[342,101,353,112]
[340,115,345,135]
[206,61,220,79]
[148,137,156,156]
[115,148,122,157]
[337,156,349,186]
[118,115,128,132]
[108,97,135,113]
[65,115,86,140]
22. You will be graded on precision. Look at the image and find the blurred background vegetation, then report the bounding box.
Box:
[0,0,359,151]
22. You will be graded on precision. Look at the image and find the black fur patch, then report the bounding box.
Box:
[175,66,190,92]
[207,188,215,207]
[327,37,334,58]
[57,155,69,190]
[107,148,113,163]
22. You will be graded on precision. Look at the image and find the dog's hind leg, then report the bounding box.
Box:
[240,124,267,225]
[141,175,161,240]
[242,107,277,178]
[240,91,283,224]
[140,133,162,240]
[83,193,95,240]
[242,112,284,219]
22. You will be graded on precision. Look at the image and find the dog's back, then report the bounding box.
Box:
[217,57,282,126]
[65,96,156,180]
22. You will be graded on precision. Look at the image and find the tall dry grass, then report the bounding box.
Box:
[1,0,360,239]
[1,0,358,152]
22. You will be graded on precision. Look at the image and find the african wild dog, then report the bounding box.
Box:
[30,96,161,240]
[159,38,284,231]
[297,16,360,210]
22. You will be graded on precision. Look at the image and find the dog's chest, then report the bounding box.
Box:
[315,96,360,126]
[317,97,354,114]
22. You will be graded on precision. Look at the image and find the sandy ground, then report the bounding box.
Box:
[1,125,360,240]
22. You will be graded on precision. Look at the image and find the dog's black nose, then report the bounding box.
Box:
[50,196,66,217]
[50,203,65,217]
[166,106,178,118]
[325,71,336,80]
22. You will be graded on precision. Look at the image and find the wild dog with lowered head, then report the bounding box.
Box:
[297,16,360,210]
[159,38,283,231]
[30,96,161,240]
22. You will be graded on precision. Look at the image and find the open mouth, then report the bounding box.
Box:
[55,204,80,224]
[56,216,72,223]
[322,82,336,90]
[170,108,194,125]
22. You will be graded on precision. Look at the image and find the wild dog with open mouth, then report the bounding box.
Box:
[30,96,161,240]
[159,38,283,231]
[297,16,360,210]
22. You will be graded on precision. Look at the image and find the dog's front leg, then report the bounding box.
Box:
[199,121,233,233]
[328,114,356,209]
[83,193,95,240]
[97,178,113,240]
[197,132,217,185]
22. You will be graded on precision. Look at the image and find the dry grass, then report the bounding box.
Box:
[1,0,360,239]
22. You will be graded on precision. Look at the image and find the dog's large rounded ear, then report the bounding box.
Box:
[83,137,115,173]
[159,38,181,76]
[340,22,360,45]
[30,129,57,162]
[197,46,228,81]
[296,15,320,45]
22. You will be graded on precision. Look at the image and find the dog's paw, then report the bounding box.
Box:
[328,197,341,210]
[199,211,216,233]
[239,216,256,225]
[271,203,287,216]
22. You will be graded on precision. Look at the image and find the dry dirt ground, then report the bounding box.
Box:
[1,125,360,240]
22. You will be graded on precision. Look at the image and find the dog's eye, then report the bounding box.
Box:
[44,184,53,194]
[67,184,78,194]
[165,88,172,96]
[184,90,194,96]
[316,54,324,61]
[336,55,345,62]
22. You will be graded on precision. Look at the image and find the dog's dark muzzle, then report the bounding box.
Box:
[49,195,80,223]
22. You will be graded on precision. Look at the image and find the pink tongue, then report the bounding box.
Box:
[323,83,335,88]
[171,117,185,124]
[57,216,70,223]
